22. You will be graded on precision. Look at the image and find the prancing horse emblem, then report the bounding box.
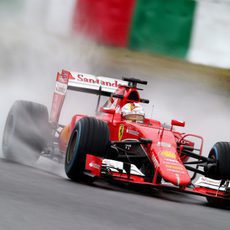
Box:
[118,124,124,141]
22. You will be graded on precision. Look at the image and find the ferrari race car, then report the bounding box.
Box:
[2,70,230,206]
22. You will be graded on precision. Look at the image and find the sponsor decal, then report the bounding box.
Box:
[70,73,121,88]
[55,82,67,95]
[57,71,69,83]
[118,124,125,141]
[89,161,101,170]
[77,74,119,88]
[165,164,183,171]
[126,129,139,136]
[67,72,128,93]
[160,151,176,159]
[196,176,222,187]
[157,141,171,148]
[167,168,185,174]
[164,158,178,163]
[61,70,75,80]
[152,155,159,168]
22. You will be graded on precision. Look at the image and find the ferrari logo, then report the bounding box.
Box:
[118,124,125,141]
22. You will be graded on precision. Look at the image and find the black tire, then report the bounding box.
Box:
[206,196,230,207]
[65,117,109,182]
[2,100,50,165]
[206,142,230,180]
[205,142,230,206]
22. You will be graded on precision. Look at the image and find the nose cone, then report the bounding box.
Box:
[158,151,191,186]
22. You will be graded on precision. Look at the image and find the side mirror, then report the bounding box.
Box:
[171,119,185,127]
[100,107,115,114]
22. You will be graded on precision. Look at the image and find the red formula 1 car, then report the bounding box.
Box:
[2,70,230,206]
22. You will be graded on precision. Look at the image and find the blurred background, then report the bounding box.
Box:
[0,0,230,155]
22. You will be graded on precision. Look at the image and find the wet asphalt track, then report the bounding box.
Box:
[0,157,229,230]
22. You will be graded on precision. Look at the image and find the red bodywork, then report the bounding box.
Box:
[51,70,230,200]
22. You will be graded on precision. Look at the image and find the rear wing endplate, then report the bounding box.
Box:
[50,70,128,124]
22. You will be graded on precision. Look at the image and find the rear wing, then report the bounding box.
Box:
[50,70,128,124]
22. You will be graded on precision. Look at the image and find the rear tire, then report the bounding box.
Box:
[2,100,50,165]
[65,117,109,182]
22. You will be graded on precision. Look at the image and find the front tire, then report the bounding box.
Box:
[206,142,230,180]
[205,142,230,206]
[65,117,109,182]
[206,196,230,207]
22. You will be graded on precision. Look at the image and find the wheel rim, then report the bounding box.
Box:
[66,130,78,165]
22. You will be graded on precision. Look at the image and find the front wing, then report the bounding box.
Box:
[85,154,230,200]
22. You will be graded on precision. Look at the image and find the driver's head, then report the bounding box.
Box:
[121,102,145,122]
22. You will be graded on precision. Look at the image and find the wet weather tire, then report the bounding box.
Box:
[2,100,50,165]
[206,196,230,207]
[65,117,109,182]
[206,142,230,180]
[206,142,230,206]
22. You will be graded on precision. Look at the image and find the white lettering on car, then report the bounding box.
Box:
[89,162,101,170]
[126,129,139,136]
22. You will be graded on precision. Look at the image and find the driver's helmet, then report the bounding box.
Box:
[121,102,145,122]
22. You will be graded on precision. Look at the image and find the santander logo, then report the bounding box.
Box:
[61,70,128,92]
[68,72,122,88]
[76,74,119,88]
